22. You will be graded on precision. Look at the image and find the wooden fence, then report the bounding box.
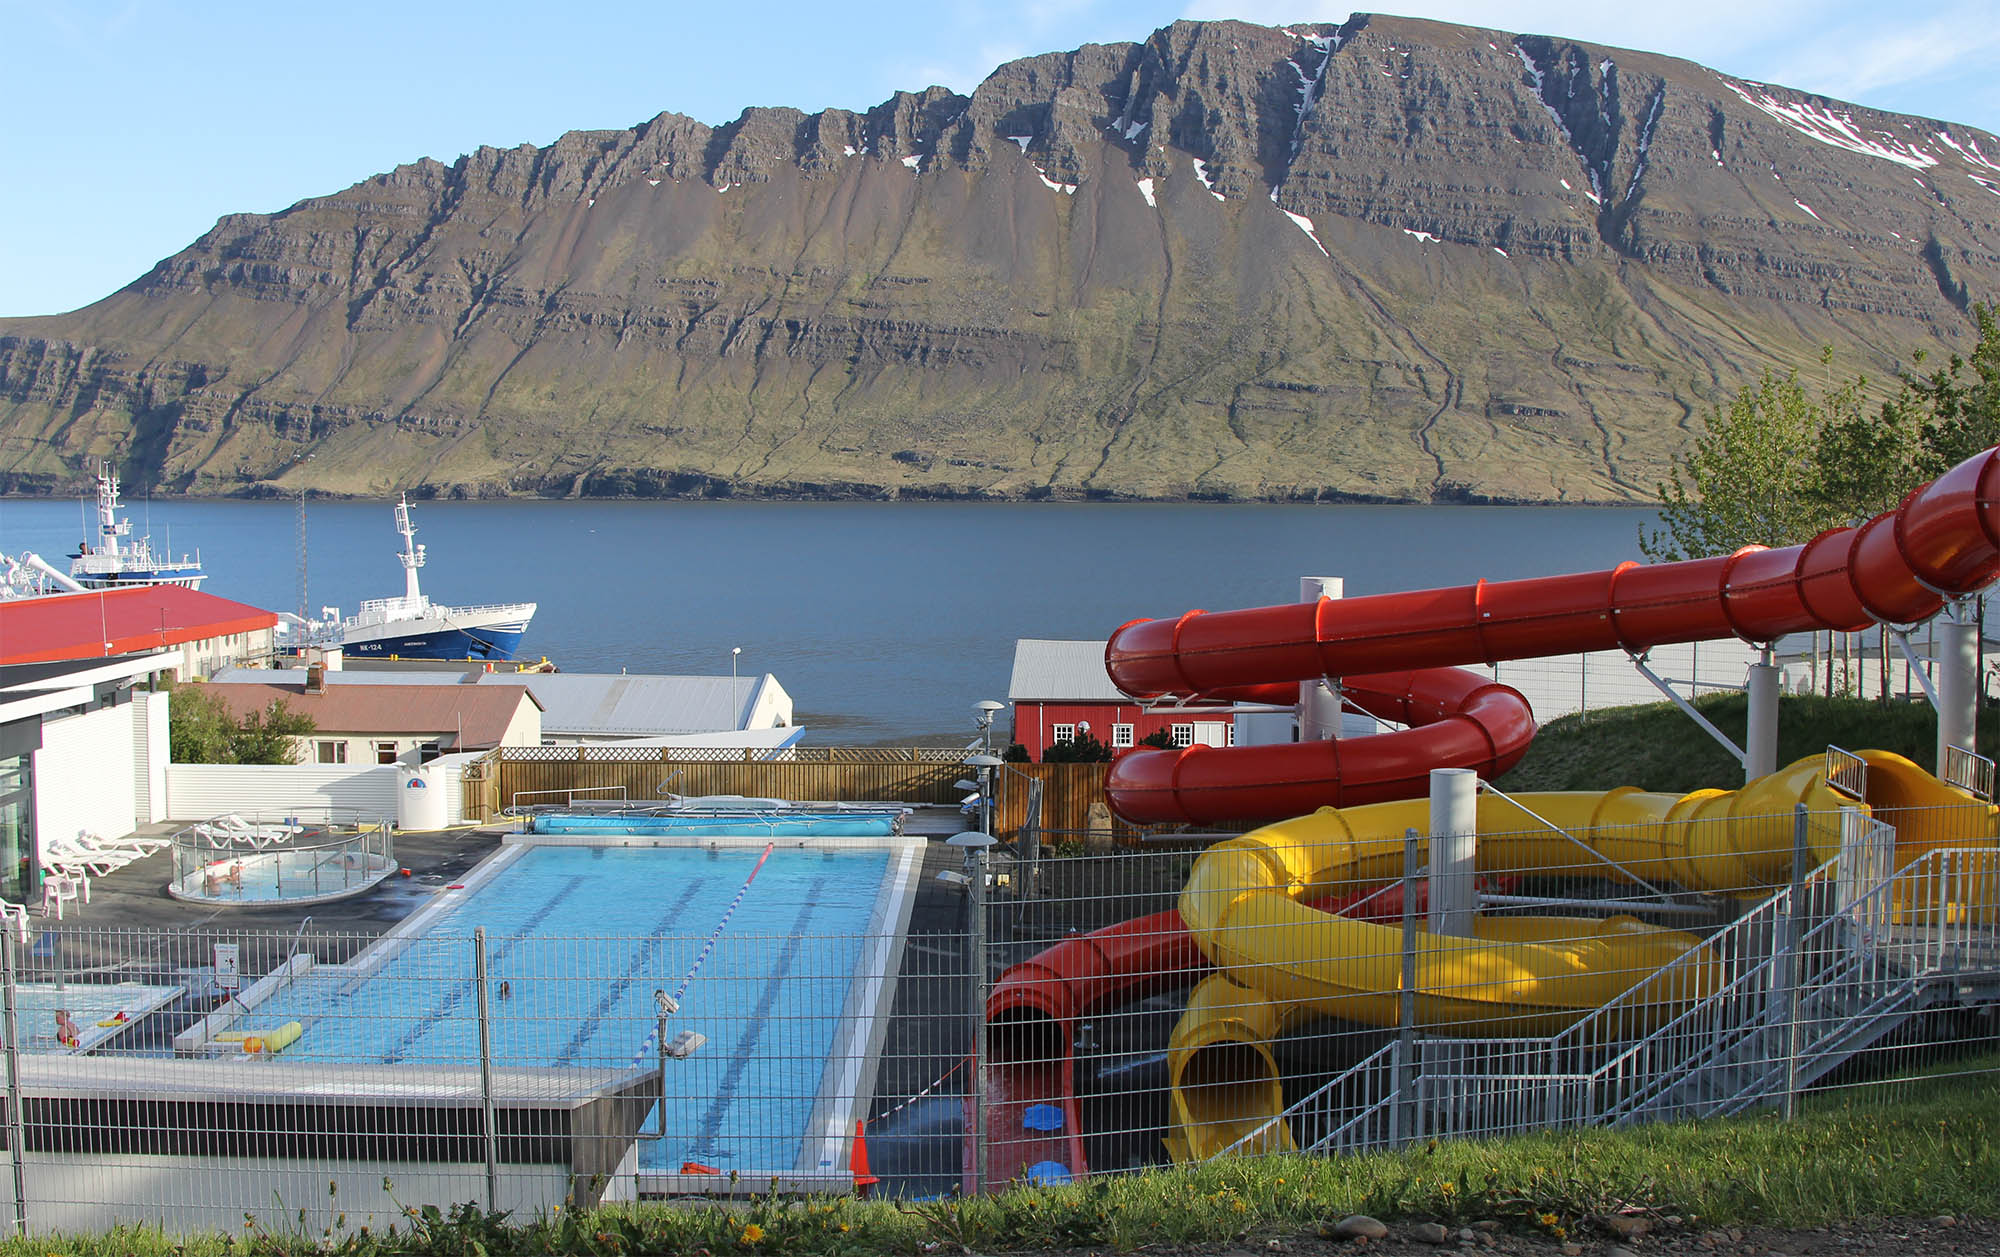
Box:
[469,746,1135,840]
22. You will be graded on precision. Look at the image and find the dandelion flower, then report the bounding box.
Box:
[741,1223,766,1244]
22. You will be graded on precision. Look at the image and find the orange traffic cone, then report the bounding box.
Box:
[851,1119,878,1197]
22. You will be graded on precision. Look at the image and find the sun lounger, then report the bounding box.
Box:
[43,832,161,878]
[208,814,305,847]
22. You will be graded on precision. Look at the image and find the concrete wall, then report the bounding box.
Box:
[18,1154,582,1237]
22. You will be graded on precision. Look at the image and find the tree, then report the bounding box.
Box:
[1645,311,2000,563]
[168,686,236,763]
[169,688,315,764]
[1908,303,2000,476]
[233,700,314,765]
[1640,367,1858,561]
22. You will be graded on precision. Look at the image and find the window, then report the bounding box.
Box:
[375,741,399,765]
[1050,723,1076,745]
[418,741,443,764]
[1171,723,1195,748]
[315,740,347,765]
[1111,723,1134,748]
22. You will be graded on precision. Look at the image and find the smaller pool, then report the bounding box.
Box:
[169,823,398,906]
[14,981,183,1053]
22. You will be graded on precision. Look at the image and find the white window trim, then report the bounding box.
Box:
[1171,723,1195,748]
[1051,723,1076,745]
[1110,723,1134,748]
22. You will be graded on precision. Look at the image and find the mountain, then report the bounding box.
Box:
[2,14,1997,503]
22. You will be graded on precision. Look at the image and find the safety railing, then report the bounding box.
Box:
[1942,743,1996,802]
[1261,818,1996,1157]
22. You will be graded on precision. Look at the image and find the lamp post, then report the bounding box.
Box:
[731,645,741,684]
[964,753,1002,838]
[973,700,1004,756]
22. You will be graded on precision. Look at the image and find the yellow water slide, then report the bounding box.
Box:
[1165,751,1999,1161]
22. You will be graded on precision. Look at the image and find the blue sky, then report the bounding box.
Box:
[3,0,1995,319]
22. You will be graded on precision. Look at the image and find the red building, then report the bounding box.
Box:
[0,585,278,675]
[1006,639,1238,761]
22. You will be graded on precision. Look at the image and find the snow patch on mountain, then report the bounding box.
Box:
[1724,83,1940,171]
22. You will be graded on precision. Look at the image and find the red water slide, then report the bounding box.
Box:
[1105,448,2000,825]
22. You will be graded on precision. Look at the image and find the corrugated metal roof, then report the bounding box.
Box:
[480,672,757,736]
[0,587,277,666]
[1008,639,1129,701]
[188,682,538,749]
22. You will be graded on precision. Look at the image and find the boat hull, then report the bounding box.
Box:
[341,622,531,661]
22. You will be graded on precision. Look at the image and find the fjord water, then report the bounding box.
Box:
[0,496,1653,742]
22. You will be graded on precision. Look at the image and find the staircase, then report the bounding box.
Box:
[1276,814,2000,1157]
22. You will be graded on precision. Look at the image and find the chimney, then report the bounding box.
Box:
[306,662,326,694]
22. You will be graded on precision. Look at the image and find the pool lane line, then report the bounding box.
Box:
[628,842,777,1069]
[680,874,828,1166]
[380,873,590,1064]
[551,880,708,1067]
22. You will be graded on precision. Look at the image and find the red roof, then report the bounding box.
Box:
[0,586,278,666]
[189,682,538,748]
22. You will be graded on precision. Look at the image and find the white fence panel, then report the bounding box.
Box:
[165,763,402,821]
[167,757,479,826]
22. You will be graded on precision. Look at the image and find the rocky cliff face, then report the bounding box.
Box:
[2,14,1996,502]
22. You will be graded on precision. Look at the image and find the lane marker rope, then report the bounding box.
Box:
[630,842,776,1067]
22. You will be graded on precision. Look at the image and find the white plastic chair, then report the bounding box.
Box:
[0,901,27,944]
[40,870,88,920]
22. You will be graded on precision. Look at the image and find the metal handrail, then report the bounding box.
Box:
[1825,745,1868,799]
[1942,743,1996,802]
[1253,827,1994,1156]
[506,785,628,814]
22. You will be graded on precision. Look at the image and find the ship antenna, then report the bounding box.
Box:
[395,495,426,605]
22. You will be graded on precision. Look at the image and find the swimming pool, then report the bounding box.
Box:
[217,836,922,1186]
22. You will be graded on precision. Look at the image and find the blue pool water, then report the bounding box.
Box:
[233,843,901,1177]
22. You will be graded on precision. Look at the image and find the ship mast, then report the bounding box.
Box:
[395,496,427,605]
[93,463,133,558]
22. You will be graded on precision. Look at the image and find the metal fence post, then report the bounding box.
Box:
[1394,827,1420,1148]
[1783,804,1808,1120]
[970,841,991,1194]
[474,928,500,1211]
[2,929,25,1234]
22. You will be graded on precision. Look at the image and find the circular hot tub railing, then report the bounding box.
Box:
[167,813,398,907]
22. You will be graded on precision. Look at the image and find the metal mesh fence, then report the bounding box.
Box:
[1,806,1995,1234]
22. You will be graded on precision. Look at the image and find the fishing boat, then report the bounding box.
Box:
[317,497,536,661]
[69,464,205,589]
